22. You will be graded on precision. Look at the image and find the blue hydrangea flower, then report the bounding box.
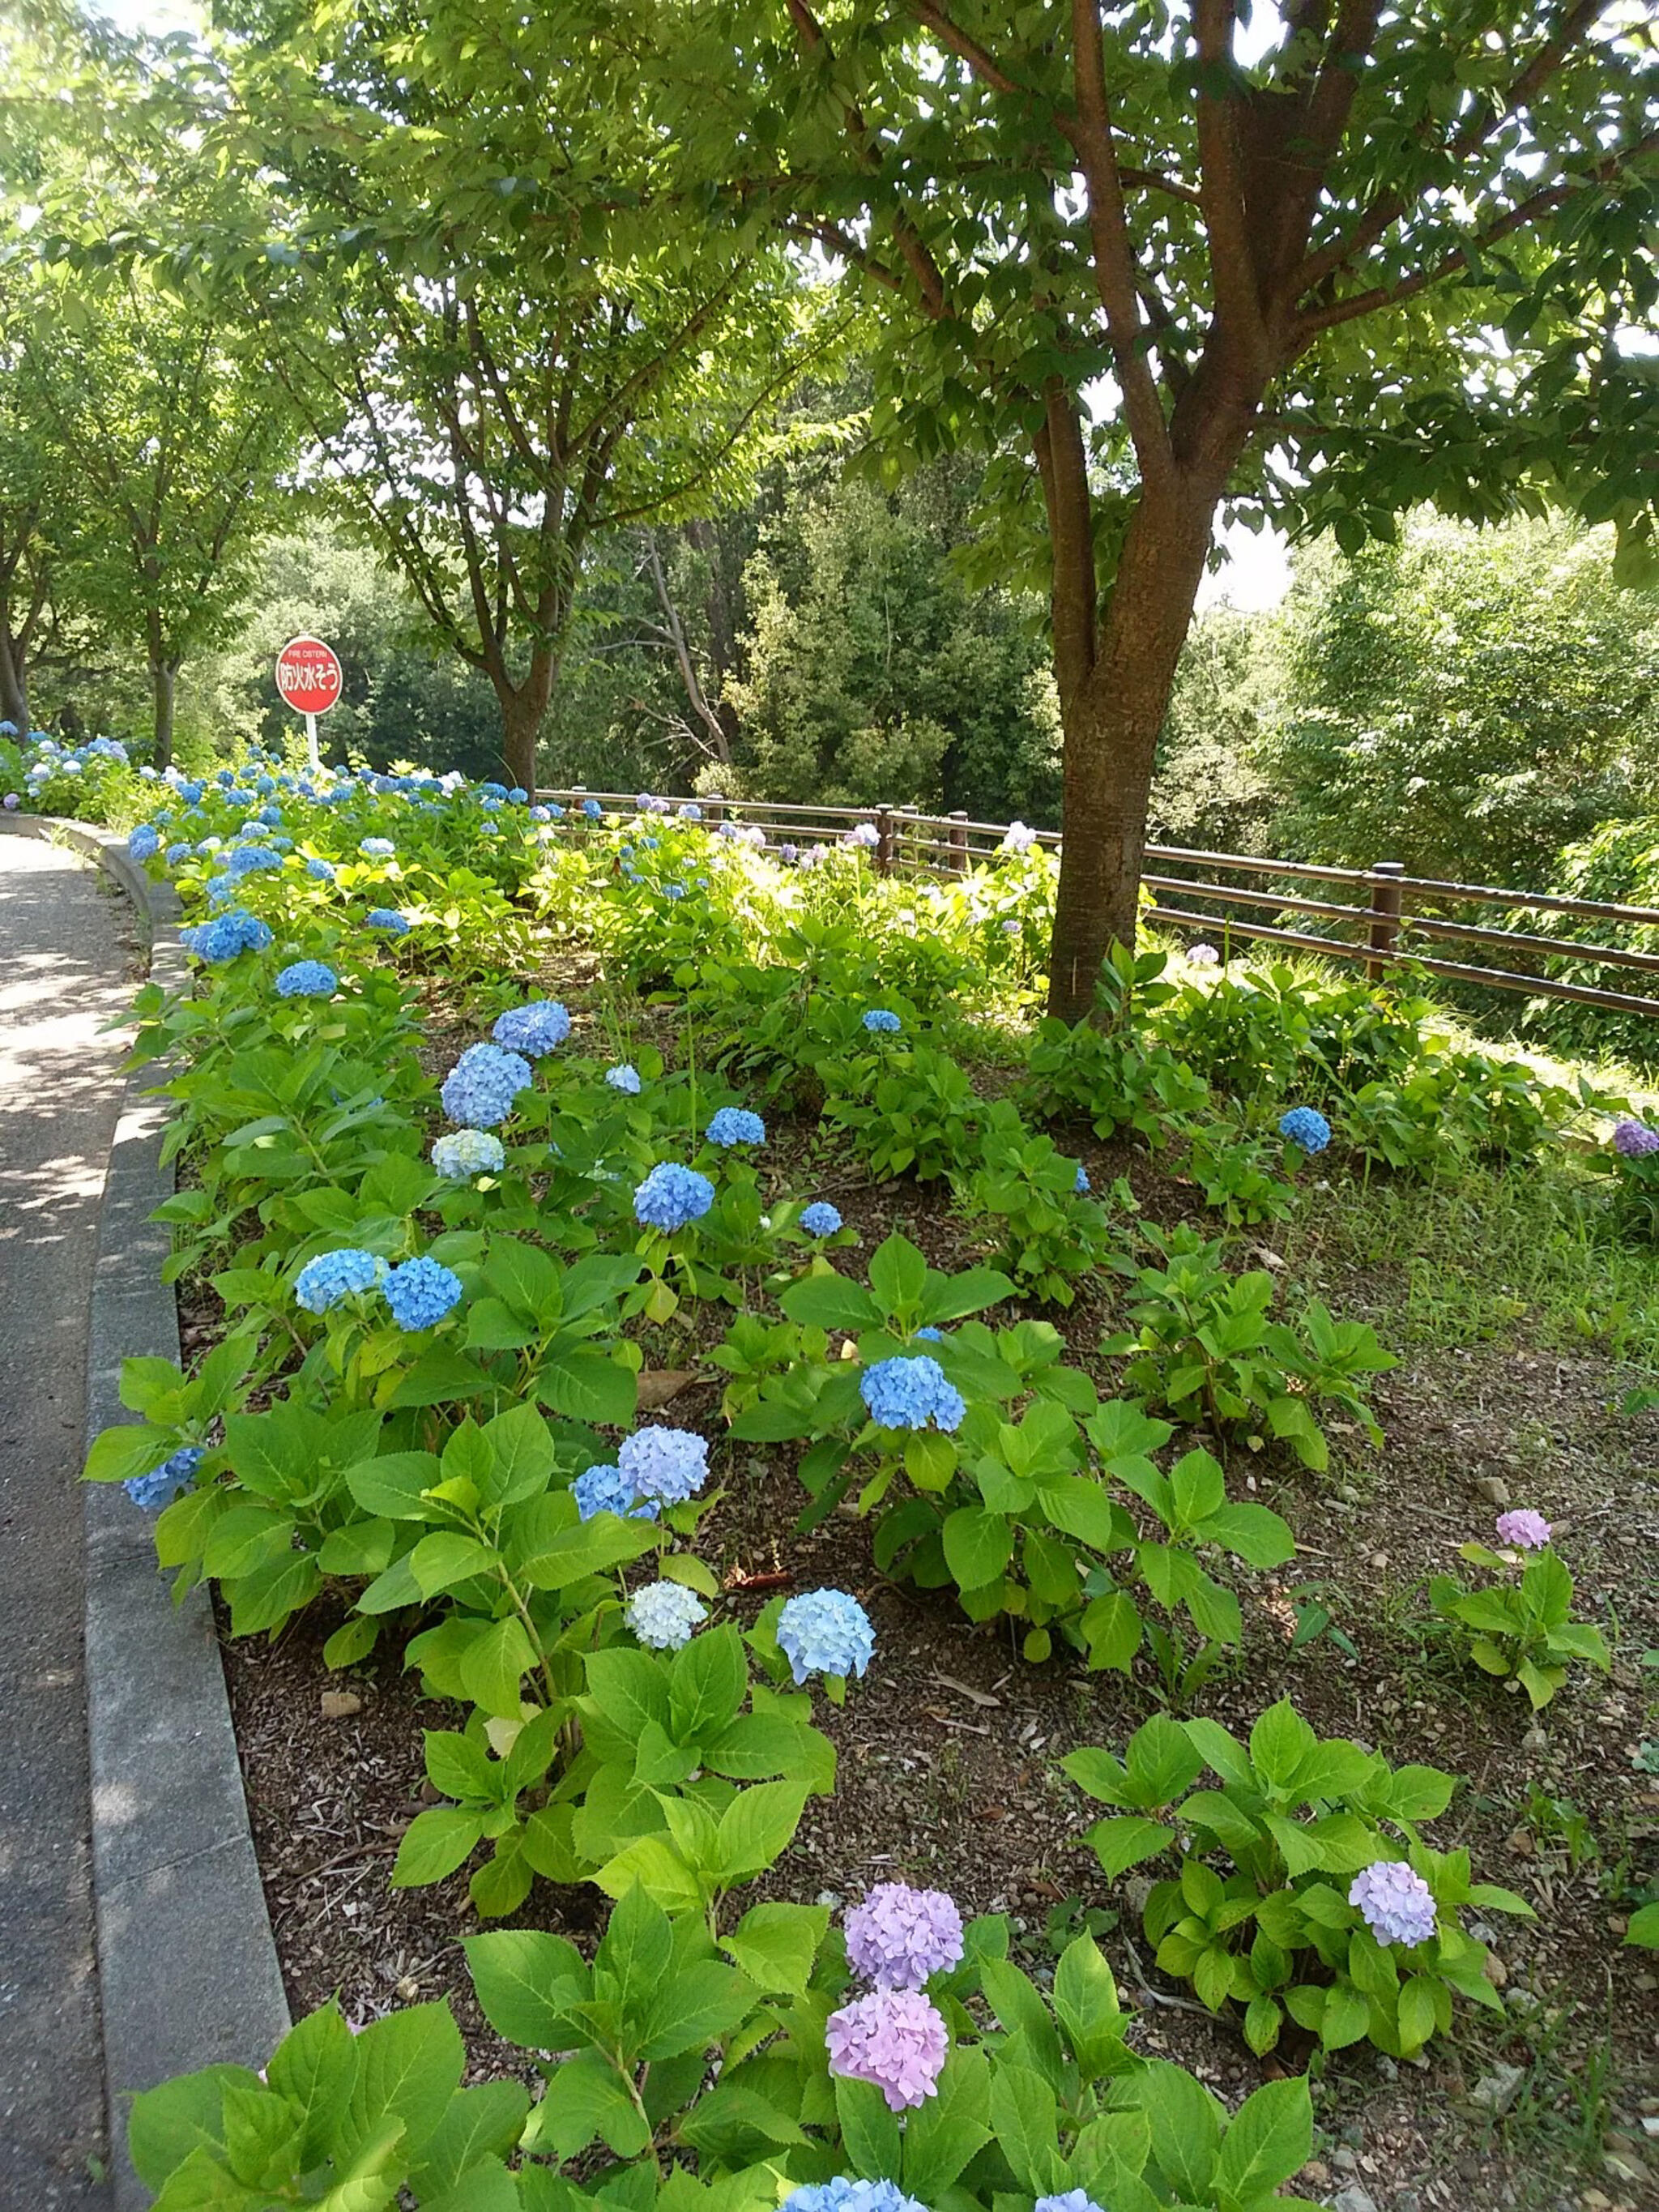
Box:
[295,1248,387,1313]
[626,1580,708,1650]
[859,1356,965,1433]
[224,843,282,878]
[573,1464,659,1522]
[441,1043,533,1128]
[582,797,603,821]
[493,1000,571,1057]
[275,959,338,999]
[1278,1104,1332,1154]
[679,802,702,822]
[783,2183,927,2212]
[124,1444,203,1511]
[663,882,686,901]
[706,1106,766,1147]
[430,1129,505,1181]
[164,841,192,865]
[359,836,396,858]
[1074,1164,1090,1194]
[127,824,161,860]
[617,1426,709,1505]
[365,907,411,935]
[605,1063,642,1094]
[181,909,274,963]
[861,1009,902,1034]
[305,856,335,882]
[1034,2195,1107,2212]
[508,786,529,804]
[383,1256,463,1331]
[777,1590,875,1685]
[913,1326,944,1343]
[634,1162,715,1231]
[800,1202,842,1237]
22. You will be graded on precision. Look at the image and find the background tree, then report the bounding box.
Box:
[596,0,1659,1015]
[213,4,851,791]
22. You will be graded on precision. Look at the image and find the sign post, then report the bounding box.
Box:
[275,635,343,771]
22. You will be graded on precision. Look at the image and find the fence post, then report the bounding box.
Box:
[706,791,726,828]
[876,807,895,876]
[1367,860,1405,979]
[895,806,920,875]
[948,810,969,873]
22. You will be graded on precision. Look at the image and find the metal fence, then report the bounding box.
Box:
[538,788,1659,1023]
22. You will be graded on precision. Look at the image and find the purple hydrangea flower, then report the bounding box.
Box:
[1188,942,1220,967]
[845,1882,965,1990]
[825,1988,949,2110]
[1613,1119,1659,1159]
[1496,1508,1552,1550]
[1349,1860,1437,1948]
[1000,821,1037,854]
[616,1426,709,1505]
[859,1356,965,1433]
[844,821,879,850]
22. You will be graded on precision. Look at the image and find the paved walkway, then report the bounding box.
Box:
[0,835,136,2207]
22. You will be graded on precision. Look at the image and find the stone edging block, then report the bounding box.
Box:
[1,816,289,2208]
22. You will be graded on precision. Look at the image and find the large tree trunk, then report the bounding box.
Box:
[0,621,28,732]
[1047,482,1222,1019]
[151,656,179,770]
[493,643,558,793]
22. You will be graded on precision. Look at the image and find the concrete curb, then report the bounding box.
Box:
[1,817,289,2208]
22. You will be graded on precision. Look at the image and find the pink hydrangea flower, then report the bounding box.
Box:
[1495,1508,1552,1551]
[825,1988,949,2110]
[845,1882,964,1991]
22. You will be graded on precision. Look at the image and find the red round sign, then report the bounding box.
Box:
[275,634,343,717]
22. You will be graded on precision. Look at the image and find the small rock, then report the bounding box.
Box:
[1336,1483,1362,1505]
[1473,1474,1512,1507]
[1397,2193,1422,2212]
[1483,1950,1508,1988]
[1331,2190,1379,2212]
[321,1690,362,1719]
[1367,1551,1389,1571]
[1333,2146,1360,2172]
[1523,1724,1549,1751]
[1469,2061,1526,2116]
[395,1975,420,2001]
[1301,2161,1330,2185]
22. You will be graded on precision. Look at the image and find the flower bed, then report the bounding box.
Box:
[5,727,1653,2207]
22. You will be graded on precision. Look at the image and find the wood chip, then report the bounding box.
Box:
[636,1366,701,1410]
[928,1670,1001,1709]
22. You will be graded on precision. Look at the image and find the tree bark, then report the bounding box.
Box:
[151,656,179,770]
[493,644,558,793]
[0,621,28,732]
[1045,469,1236,1023]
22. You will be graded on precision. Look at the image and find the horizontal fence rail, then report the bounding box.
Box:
[537,786,1659,1023]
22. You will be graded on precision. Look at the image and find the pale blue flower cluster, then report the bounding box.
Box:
[605,1063,642,1094]
[1278,1104,1331,1153]
[359,836,396,858]
[224,843,282,878]
[1074,1164,1090,1194]
[365,907,411,934]
[275,960,338,999]
[583,798,603,821]
[626,1580,708,1650]
[634,1161,714,1230]
[800,1202,842,1236]
[1034,2193,1107,2212]
[706,1106,765,1147]
[306,857,335,881]
[430,1129,505,1181]
[181,909,274,963]
[295,1248,387,1313]
[617,1426,709,1505]
[861,1009,901,1034]
[777,1588,875,1685]
[383,1256,463,1331]
[573,1465,659,1522]
[127,823,160,860]
[492,1000,571,1057]
[859,1356,966,1433]
[783,2183,928,2212]
[441,1042,533,1128]
[124,1444,203,1511]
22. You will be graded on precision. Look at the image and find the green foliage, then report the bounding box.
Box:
[1105,1228,1396,1471]
[1065,1701,1534,2060]
[1430,1544,1612,1710]
[951,1102,1128,1306]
